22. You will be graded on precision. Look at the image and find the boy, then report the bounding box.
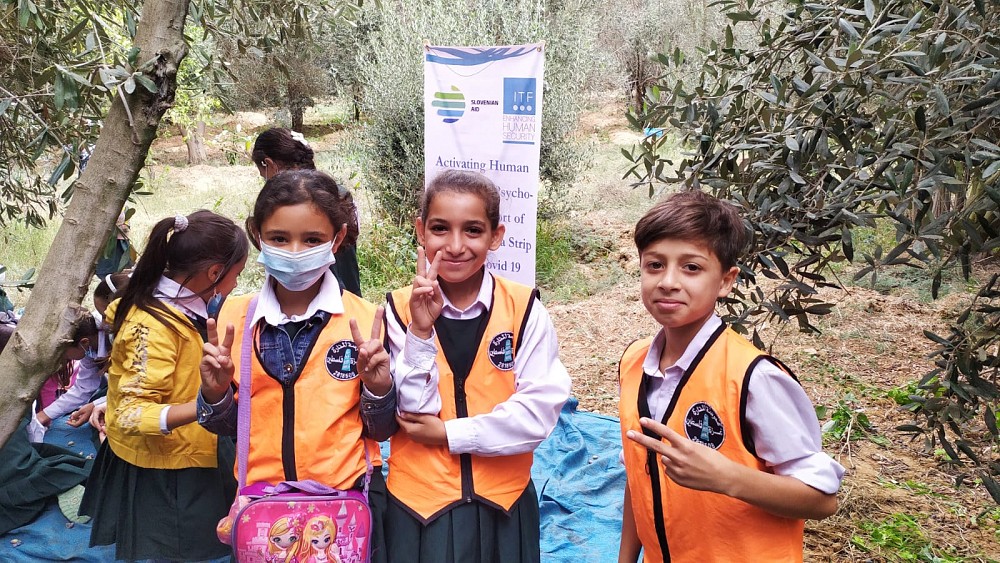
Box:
[618,190,844,562]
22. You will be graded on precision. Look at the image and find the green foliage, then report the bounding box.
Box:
[0,0,139,227]
[627,0,1000,501]
[166,29,221,151]
[818,392,886,445]
[535,218,577,290]
[898,273,1000,501]
[356,220,417,303]
[212,125,255,166]
[851,513,965,562]
[887,380,920,406]
[356,0,603,226]
[536,217,622,300]
[0,0,364,228]
[596,0,729,112]
[880,477,940,497]
[327,12,378,122]
[207,0,359,130]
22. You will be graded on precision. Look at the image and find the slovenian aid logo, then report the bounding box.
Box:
[433,86,466,124]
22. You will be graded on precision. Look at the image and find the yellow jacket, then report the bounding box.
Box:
[104,299,218,469]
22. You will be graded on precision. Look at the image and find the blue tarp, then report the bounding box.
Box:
[0,417,115,562]
[534,398,626,561]
[0,398,626,562]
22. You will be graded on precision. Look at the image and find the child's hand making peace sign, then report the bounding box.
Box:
[200,318,235,404]
[408,247,443,340]
[351,306,392,397]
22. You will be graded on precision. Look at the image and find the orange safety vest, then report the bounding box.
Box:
[619,324,804,562]
[386,275,536,522]
[220,293,383,490]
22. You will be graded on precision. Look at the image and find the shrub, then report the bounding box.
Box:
[356,0,604,227]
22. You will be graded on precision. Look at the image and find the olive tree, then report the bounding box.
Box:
[0,0,360,449]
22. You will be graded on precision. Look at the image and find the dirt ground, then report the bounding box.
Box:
[148,100,1000,561]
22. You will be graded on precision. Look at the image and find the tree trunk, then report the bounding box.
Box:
[183,120,208,165]
[291,104,304,132]
[633,48,644,114]
[353,84,361,122]
[0,0,192,448]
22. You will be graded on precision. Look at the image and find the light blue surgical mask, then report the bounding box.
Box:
[258,241,336,291]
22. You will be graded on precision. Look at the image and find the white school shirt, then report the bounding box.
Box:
[43,311,110,421]
[42,355,101,421]
[632,314,844,494]
[386,272,571,456]
[251,269,344,327]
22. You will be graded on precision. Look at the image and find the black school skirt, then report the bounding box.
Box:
[79,436,237,562]
[384,480,540,563]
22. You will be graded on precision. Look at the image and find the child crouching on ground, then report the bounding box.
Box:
[618,190,844,562]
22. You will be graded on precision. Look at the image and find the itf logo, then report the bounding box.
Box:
[503,78,537,115]
[432,86,466,124]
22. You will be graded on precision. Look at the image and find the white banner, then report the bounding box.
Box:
[424,43,545,286]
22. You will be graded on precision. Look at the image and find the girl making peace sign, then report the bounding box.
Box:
[198,169,396,563]
[384,170,571,563]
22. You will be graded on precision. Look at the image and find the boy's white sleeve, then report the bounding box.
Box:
[745,360,846,494]
[42,359,102,420]
[444,299,571,456]
[386,302,441,415]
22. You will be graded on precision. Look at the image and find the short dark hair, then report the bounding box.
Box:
[251,127,315,169]
[71,312,99,345]
[247,169,359,249]
[421,170,501,229]
[634,189,749,269]
[94,272,131,302]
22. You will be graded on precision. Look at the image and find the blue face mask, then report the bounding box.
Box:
[257,241,336,291]
[83,346,98,360]
[206,292,224,319]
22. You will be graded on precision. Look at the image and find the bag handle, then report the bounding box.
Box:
[236,296,258,490]
[235,296,374,498]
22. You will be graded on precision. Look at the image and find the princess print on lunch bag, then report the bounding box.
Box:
[267,514,305,563]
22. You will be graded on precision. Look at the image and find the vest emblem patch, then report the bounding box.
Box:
[684,402,725,449]
[325,339,359,380]
[487,331,515,371]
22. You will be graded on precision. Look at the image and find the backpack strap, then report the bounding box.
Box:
[236,296,259,490]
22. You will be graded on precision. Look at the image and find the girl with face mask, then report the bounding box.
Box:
[251,127,363,298]
[31,312,101,437]
[197,169,396,563]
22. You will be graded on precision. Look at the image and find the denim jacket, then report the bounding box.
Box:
[197,310,397,441]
